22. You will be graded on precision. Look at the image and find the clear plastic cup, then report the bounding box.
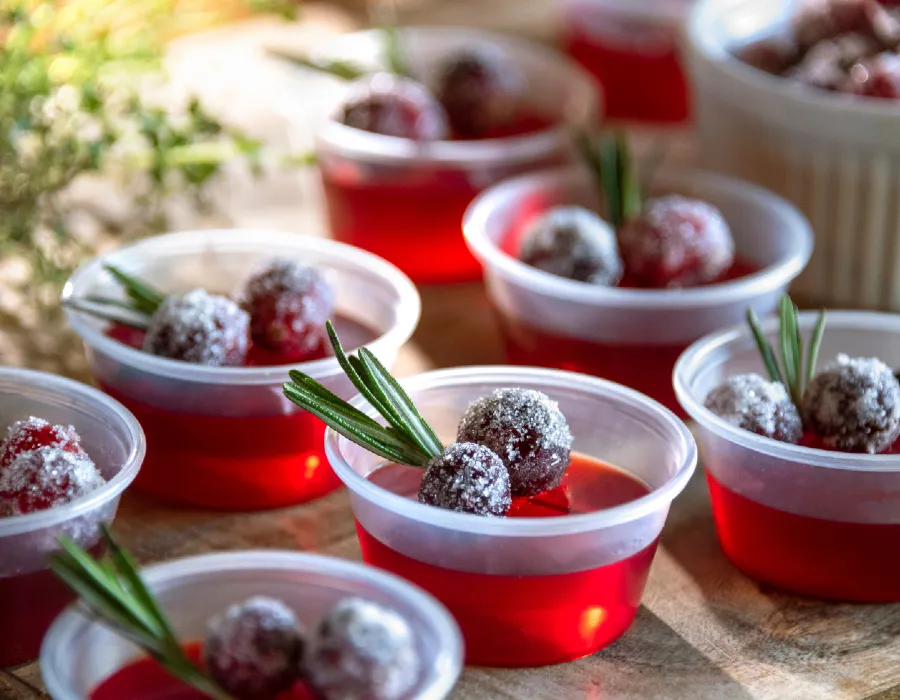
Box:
[41,550,463,699]
[301,26,598,285]
[462,164,813,415]
[62,229,420,511]
[324,366,697,667]
[674,311,900,602]
[0,368,144,666]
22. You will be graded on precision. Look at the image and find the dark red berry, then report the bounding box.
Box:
[802,354,900,453]
[435,46,523,138]
[617,195,735,289]
[204,596,306,700]
[456,388,573,498]
[519,206,623,286]
[239,259,334,360]
[704,374,803,444]
[339,73,449,140]
[0,417,85,470]
[142,289,249,366]
[0,446,104,516]
[417,442,511,516]
[305,597,419,700]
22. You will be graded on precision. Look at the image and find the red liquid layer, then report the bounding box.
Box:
[357,454,657,667]
[91,643,313,700]
[707,472,900,602]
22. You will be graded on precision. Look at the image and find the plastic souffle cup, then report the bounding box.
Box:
[62,229,420,511]
[674,311,900,602]
[41,550,463,700]
[462,164,813,416]
[298,26,598,285]
[687,0,900,311]
[0,368,144,667]
[325,366,697,668]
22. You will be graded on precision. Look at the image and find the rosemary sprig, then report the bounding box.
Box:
[267,50,366,81]
[747,295,826,407]
[578,133,642,229]
[49,525,235,700]
[103,264,166,316]
[283,321,443,467]
[63,264,165,329]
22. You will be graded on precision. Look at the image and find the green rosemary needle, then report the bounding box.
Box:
[577,132,642,229]
[62,264,165,329]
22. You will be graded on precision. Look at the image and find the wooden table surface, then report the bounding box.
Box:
[3,8,900,699]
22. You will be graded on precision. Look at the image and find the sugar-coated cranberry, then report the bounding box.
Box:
[456,388,573,498]
[339,73,449,140]
[617,195,735,289]
[519,206,623,286]
[802,354,900,453]
[795,0,900,53]
[142,289,249,366]
[0,417,85,470]
[204,596,306,700]
[842,52,900,96]
[435,46,523,138]
[305,597,419,700]
[704,374,803,444]
[0,446,105,516]
[417,442,511,516]
[239,259,334,360]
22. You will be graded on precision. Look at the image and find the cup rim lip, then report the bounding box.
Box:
[0,368,145,537]
[462,164,814,308]
[61,229,422,386]
[563,0,692,25]
[325,365,698,536]
[309,26,598,168]
[40,550,464,700]
[674,310,900,472]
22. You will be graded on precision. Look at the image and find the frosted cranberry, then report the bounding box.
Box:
[705,374,803,444]
[795,0,900,52]
[0,446,104,516]
[802,354,900,453]
[142,289,249,366]
[417,442,511,516]
[339,73,449,140]
[843,52,900,97]
[204,596,306,700]
[305,597,419,700]
[618,195,735,289]
[0,417,85,470]
[435,46,523,138]
[519,206,623,286]
[456,388,573,497]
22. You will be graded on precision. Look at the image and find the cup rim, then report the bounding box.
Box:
[62,229,421,386]
[40,550,464,700]
[674,310,900,473]
[563,0,691,25]
[325,365,697,536]
[0,368,145,537]
[462,164,813,308]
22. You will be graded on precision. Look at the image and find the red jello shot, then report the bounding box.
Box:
[324,366,697,667]
[674,311,900,602]
[306,27,598,284]
[63,229,419,511]
[0,368,144,666]
[463,165,812,415]
[41,550,462,699]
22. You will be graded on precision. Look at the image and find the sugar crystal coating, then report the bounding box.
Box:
[0,417,84,470]
[802,354,900,453]
[0,446,104,516]
[417,442,511,516]
[204,596,306,699]
[704,373,803,444]
[305,597,419,700]
[143,289,249,366]
[456,388,573,497]
[519,206,623,286]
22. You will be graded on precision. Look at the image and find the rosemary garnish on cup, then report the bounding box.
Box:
[62,264,165,331]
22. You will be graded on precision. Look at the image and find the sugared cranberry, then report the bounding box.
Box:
[417,442,511,516]
[305,597,419,700]
[795,0,900,53]
[239,259,334,360]
[142,289,249,366]
[802,354,900,453]
[204,596,306,700]
[519,206,623,286]
[435,46,522,138]
[704,374,803,444]
[456,388,573,498]
[0,417,85,470]
[617,195,735,289]
[339,73,449,140]
[0,446,105,516]
[842,52,900,96]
